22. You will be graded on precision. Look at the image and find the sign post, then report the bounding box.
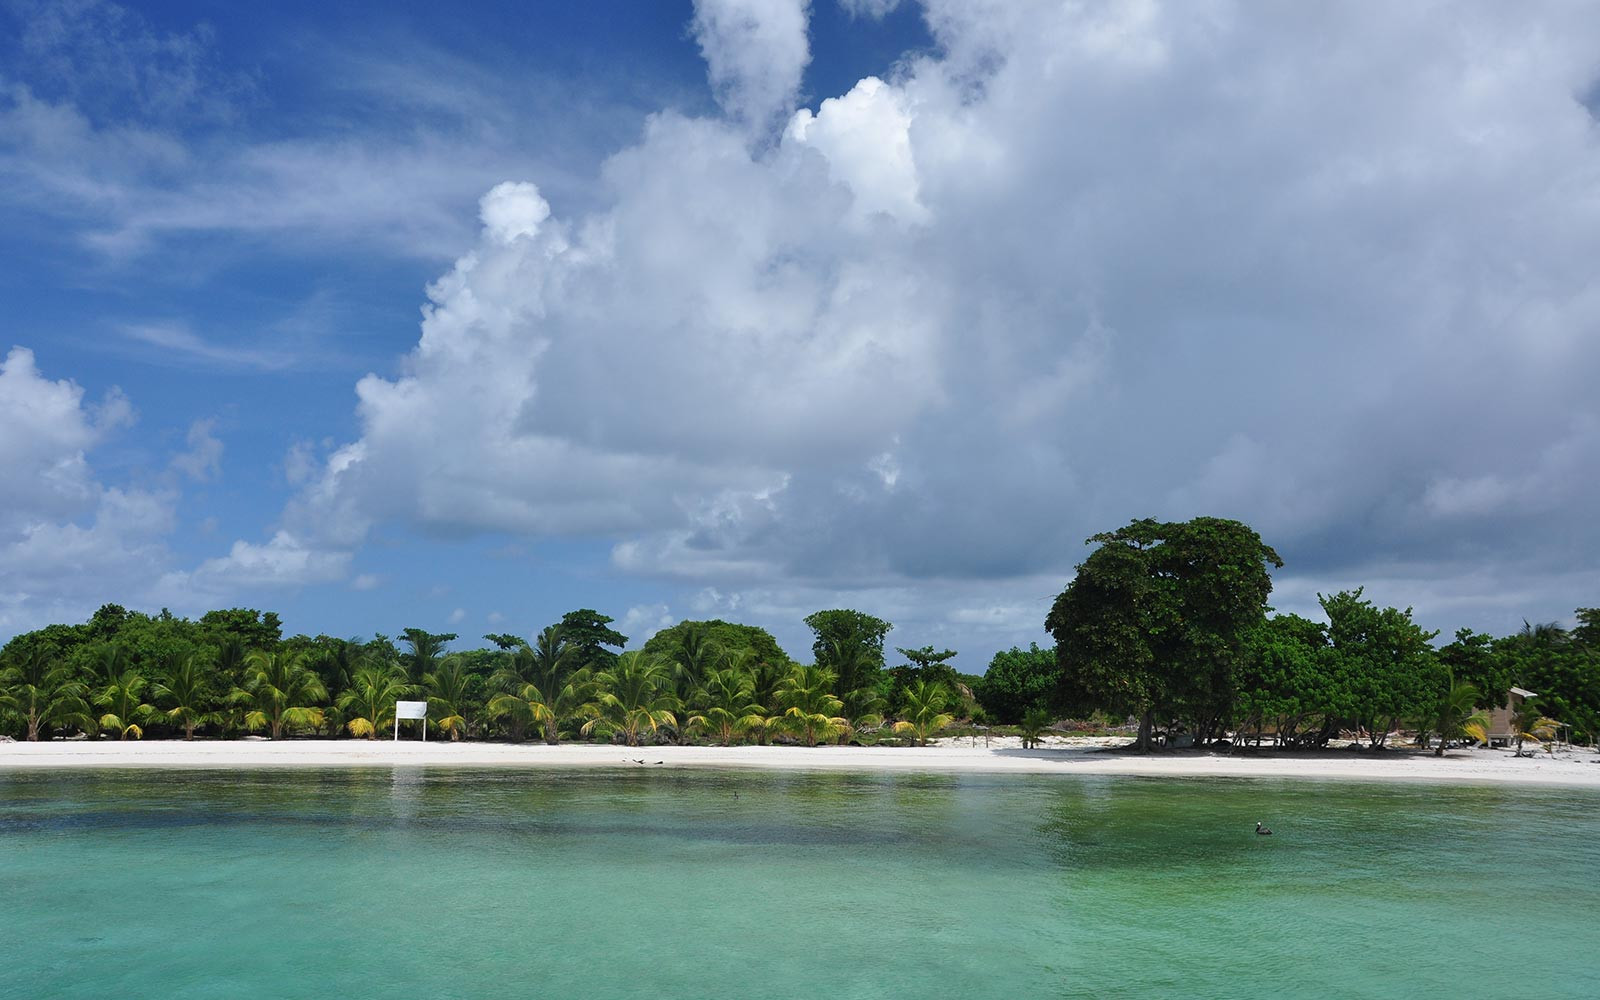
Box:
[394,700,428,741]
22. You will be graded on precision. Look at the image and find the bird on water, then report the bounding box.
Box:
[1255,822,1273,836]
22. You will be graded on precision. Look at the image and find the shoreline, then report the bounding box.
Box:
[4,736,1600,788]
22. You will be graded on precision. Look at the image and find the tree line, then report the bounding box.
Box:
[0,605,973,746]
[1034,517,1599,751]
[4,516,1596,750]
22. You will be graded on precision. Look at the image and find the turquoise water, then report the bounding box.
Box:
[2,768,1597,999]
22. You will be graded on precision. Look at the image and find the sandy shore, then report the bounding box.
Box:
[4,736,1600,787]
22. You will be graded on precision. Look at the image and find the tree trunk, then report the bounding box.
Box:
[1134,710,1154,752]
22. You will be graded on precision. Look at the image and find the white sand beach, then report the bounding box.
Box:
[4,736,1600,787]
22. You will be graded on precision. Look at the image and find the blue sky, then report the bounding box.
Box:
[4,0,1600,666]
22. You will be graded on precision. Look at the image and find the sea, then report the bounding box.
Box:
[2,767,1596,999]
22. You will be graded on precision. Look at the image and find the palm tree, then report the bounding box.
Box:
[337,664,413,739]
[87,642,132,687]
[822,637,881,722]
[488,670,594,745]
[488,645,538,741]
[582,651,678,746]
[1019,707,1054,749]
[0,647,90,741]
[695,666,766,746]
[1426,674,1489,757]
[487,627,590,744]
[95,669,156,740]
[892,679,955,746]
[152,654,215,740]
[1510,696,1561,756]
[424,656,477,740]
[235,650,328,739]
[773,665,849,747]
[401,629,453,683]
[671,625,723,696]
[748,653,792,717]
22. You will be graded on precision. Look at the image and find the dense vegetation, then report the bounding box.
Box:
[3,516,1597,747]
[0,606,976,747]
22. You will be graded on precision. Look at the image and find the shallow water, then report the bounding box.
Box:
[2,768,1596,999]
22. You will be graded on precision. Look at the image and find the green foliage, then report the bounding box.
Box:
[891,680,955,746]
[804,610,891,666]
[424,656,482,740]
[1019,707,1054,749]
[5,590,1595,752]
[1046,517,1282,749]
[773,664,849,746]
[0,646,91,740]
[976,643,1060,724]
[1493,622,1598,743]
[199,609,283,652]
[1420,673,1489,756]
[1321,589,1441,747]
[399,629,456,683]
[643,619,791,668]
[582,651,677,746]
[1438,629,1509,710]
[236,650,328,739]
[152,655,216,740]
[487,629,593,745]
[95,668,156,740]
[557,609,628,673]
[1235,614,1334,747]
[337,664,413,739]
[694,666,767,746]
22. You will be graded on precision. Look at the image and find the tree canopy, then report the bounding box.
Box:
[1046,517,1283,749]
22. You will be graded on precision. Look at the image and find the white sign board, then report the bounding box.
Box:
[394,700,429,741]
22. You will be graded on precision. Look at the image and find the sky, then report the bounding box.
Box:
[4,0,1600,668]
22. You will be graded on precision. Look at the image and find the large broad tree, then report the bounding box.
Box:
[557,610,628,673]
[642,620,792,674]
[1045,517,1282,751]
[976,643,1061,724]
[804,610,892,716]
[1319,589,1440,747]
[1236,614,1336,747]
[199,609,284,653]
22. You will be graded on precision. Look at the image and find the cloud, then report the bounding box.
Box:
[0,346,133,527]
[170,418,223,481]
[0,9,657,264]
[691,0,811,132]
[120,322,297,371]
[619,603,676,646]
[9,0,252,124]
[15,1,1594,656]
[0,346,178,631]
[281,1,1600,660]
[166,530,351,599]
[837,0,901,20]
